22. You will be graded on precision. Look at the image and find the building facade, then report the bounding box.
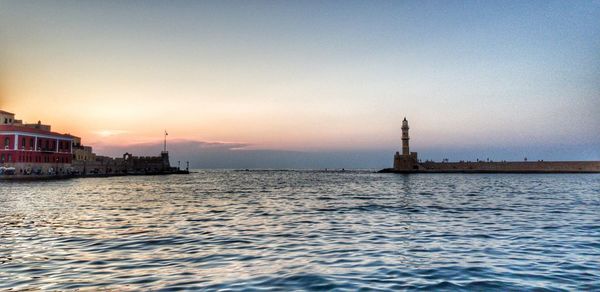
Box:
[0,110,76,176]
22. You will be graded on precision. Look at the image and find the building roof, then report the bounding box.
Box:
[0,124,76,139]
[0,110,15,116]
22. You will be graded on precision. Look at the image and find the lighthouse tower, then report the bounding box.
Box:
[393,117,419,172]
[401,117,410,156]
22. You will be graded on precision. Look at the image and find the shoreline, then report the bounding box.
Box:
[0,169,190,181]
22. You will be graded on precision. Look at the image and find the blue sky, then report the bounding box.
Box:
[1,0,599,167]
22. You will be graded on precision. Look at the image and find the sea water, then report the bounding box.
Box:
[1,170,599,291]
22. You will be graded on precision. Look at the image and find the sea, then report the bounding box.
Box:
[1,170,599,291]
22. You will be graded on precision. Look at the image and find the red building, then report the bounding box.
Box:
[1,110,77,176]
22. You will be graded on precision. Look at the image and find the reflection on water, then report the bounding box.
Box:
[1,171,599,290]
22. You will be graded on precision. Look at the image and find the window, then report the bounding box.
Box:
[4,137,9,148]
[22,138,26,148]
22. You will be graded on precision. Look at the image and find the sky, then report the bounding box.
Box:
[1,1,599,168]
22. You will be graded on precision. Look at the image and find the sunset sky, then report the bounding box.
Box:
[1,1,599,167]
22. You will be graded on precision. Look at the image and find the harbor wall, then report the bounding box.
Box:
[71,152,173,175]
[72,156,123,175]
[419,161,600,173]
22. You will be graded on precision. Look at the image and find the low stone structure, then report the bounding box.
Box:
[72,149,178,176]
[121,151,172,174]
[71,154,123,176]
[383,118,600,173]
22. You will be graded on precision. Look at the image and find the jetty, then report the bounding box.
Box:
[380,118,600,174]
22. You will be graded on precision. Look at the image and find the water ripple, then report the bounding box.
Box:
[1,171,599,290]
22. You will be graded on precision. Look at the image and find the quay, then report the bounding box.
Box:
[380,118,600,174]
[1,109,189,180]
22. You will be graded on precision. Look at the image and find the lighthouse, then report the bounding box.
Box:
[401,117,410,156]
[393,117,419,172]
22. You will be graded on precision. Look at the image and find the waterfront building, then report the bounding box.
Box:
[1,110,17,125]
[1,109,185,179]
[73,146,97,162]
[0,110,76,175]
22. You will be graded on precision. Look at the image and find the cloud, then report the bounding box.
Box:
[93,129,130,137]
[92,139,249,155]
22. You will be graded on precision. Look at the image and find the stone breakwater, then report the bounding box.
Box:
[381,160,600,173]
